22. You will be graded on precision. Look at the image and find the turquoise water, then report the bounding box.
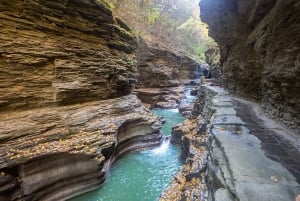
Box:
[70,109,185,201]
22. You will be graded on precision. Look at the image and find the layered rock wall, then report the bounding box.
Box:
[205,48,221,79]
[161,83,299,201]
[200,0,300,131]
[136,39,201,88]
[135,39,201,108]
[0,0,137,111]
[0,1,162,200]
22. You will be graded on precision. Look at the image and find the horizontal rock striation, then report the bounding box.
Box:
[161,82,299,201]
[160,117,208,201]
[0,0,137,112]
[135,39,201,108]
[135,86,185,109]
[0,95,162,201]
[0,0,162,200]
[203,85,299,201]
[136,39,200,88]
[200,0,300,132]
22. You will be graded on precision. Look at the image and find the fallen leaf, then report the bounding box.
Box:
[270,175,279,182]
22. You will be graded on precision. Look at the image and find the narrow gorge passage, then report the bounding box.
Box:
[70,109,185,201]
[0,0,299,200]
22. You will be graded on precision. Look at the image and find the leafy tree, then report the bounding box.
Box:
[109,0,217,61]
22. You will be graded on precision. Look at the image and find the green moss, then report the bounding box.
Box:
[115,25,132,36]
[98,0,115,10]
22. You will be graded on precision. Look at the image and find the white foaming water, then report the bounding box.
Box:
[167,108,179,113]
[152,138,170,155]
[184,88,196,103]
[70,107,185,201]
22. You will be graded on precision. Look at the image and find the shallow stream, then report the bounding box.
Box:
[70,109,185,201]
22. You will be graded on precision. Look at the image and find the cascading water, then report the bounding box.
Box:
[69,109,184,201]
[70,87,196,201]
[184,86,196,103]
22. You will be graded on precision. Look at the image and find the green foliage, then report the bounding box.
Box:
[148,8,160,24]
[107,0,217,60]
[193,46,206,60]
[101,0,115,10]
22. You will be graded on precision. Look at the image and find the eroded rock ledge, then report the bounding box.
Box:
[135,39,202,109]
[200,0,300,131]
[0,95,162,201]
[0,0,137,112]
[0,0,162,200]
[160,83,299,201]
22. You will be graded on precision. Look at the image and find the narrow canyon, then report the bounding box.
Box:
[0,0,299,201]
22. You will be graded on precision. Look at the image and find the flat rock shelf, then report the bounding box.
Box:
[69,109,185,201]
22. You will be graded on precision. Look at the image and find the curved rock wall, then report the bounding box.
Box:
[0,0,162,200]
[200,0,300,131]
[19,153,103,201]
[0,95,162,201]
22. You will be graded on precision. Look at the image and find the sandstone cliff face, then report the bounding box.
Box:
[136,39,201,87]
[0,0,137,111]
[135,39,201,108]
[0,95,161,201]
[200,0,300,131]
[0,1,161,200]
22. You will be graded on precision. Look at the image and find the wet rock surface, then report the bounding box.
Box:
[0,0,162,200]
[135,87,184,109]
[161,82,300,201]
[232,99,300,183]
[205,85,300,201]
[200,0,300,131]
[205,48,220,79]
[0,95,162,201]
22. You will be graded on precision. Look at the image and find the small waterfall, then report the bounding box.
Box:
[152,137,170,155]
[70,108,185,201]
[184,87,195,103]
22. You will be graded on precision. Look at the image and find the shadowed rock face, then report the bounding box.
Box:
[135,39,200,108]
[136,40,200,88]
[0,0,162,200]
[200,0,300,131]
[205,48,220,79]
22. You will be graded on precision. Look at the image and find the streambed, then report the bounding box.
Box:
[70,109,185,201]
